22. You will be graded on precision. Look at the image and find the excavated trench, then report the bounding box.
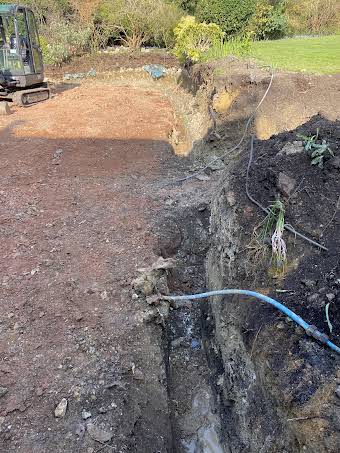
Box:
[141,59,340,453]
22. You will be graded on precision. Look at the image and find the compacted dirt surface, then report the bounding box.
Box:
[0,82,186,452]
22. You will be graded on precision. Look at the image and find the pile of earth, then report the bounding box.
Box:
[205,115,340,452]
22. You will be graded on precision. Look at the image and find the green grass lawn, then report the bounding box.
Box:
[251,35,340,74]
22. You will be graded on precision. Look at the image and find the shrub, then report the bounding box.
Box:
[97,0,183,48]
[285,0,340,35]
[246,0,287,40]
[173,16,224,63]
[41,20,93,65]
[195,0,256,36]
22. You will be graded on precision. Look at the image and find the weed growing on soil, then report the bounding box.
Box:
[249,200,287,277]
[298,128,334,168]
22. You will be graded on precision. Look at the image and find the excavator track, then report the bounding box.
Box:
[12,87,50,106]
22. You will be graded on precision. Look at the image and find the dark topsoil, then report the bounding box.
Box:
[241,115,340,339]
[229,115,340,409]
[204,114,340,452]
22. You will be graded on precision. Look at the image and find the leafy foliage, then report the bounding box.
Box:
[195,0,256,36]
[246,0,287,40]
[298,129,334,168]
[173,16,224,63]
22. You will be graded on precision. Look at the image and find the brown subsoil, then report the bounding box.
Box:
[0,81,194,452]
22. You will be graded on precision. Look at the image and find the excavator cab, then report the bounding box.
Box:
[0,4,49,106]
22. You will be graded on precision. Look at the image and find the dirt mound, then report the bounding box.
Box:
[206,115,340,452]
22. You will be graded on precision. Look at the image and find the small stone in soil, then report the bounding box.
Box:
[302,279,316,288]
[277,172,296,198]
[82,410,92,420]
[86,423,113,443]
[133,369,144,381]
[335,386,340,399]
[54,398,68,418]
[0,387,8,398]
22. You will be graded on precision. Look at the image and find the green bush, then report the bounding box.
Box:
[246,0,287,40]
[173,16,224,63]
[97,0,183,48]
[41,20,93,65]
[195,0,256,36]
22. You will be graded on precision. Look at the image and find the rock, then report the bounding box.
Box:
[146,295,160,306]
[82,410,92,420]
[133,369,144,381]
[280,141,304,156]
[54,398,68,418]
[132,275,154,296]
[207,157,225,171]
[53,149,63,159]
[197,202,207,212]
[307,293,319,304]
[326,293,335,301]
[226,191,236,207]
[196,174,210,182]
[171,337,185,348]
[0,387,8,398]
[277,172,296,198]
[87,423,113,443]
[0,102,11,116]
[302,279,316,288]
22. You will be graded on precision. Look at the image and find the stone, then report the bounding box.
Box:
[86,423,113,443]
[0,102,11,116]
[171,337,185,348]
[54,398,68,418]
[281,141,304,156]
[82,410,92,420]
[302,279,316,288]
[0,387,8,398]
[207,157,225,171]
[53,149,63,159]
[307,293,319,304]
[195,174,210,182]
[226,191,236,207]
[132,275,154,296]
[277,172,296,198]
[326,293,335,301]
[146,295,160,306]
[133,369,144,381]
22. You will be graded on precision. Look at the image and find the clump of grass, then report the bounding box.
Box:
[298,128,334,168]
[202,37,253,62]
[250,200,287,276]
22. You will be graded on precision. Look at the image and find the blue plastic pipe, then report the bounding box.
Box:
[167,289,340,355]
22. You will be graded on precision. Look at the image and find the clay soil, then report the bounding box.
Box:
[0,81,186,452]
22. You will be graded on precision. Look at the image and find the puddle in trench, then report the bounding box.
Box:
[166,303,226,452]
